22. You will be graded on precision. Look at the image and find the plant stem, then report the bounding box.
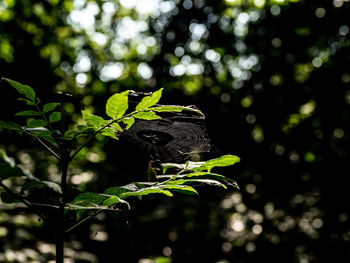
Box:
[56,157,69,263]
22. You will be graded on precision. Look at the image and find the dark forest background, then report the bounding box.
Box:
[1,0,350,262]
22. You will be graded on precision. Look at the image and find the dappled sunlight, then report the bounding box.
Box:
[1,0,350,262]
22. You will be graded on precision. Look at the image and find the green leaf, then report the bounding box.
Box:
[111,122,123,132]
[70,192,107,220]
[102,196,130,209]
[121,117,135,130]
[101,127,118,140]
[135,88,163,111]
[28,128,58,147]
[194,155,240,172]
[184,172,239,189]
[3,78,36,101]
[133,111,161,120]
[104,183,173,199]
[149,105,204,116]
[0,192,21,204]
[160,161,205,174]
[77,125,95,133]
[41,181,62,194]
[27,119,48,128]
[43,103,59,113]
[148,106,183,112]
[71,192,106,206]
[103,185,136,196]
[17,98,37,106]
[15,110,41,116]
[167,178,228,189]
[20,179,62,195]
[106,90,130,119]
[49,112,61,123]
[119,187,173,199]
[82,110,105,128]
[158,172,233,182]
[0,120,23,131]
[161,184,198,195]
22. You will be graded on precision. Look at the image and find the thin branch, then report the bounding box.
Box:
[69,111,136,161]
[26,132,61,160]
[0,181,51,223]
[65,209,103,233]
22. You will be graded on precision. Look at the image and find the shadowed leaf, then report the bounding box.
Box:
[15,110,41,116]
[49,112,61,123]
[27,119,48,128]
[43,103,59,113]
[3,78,36,101]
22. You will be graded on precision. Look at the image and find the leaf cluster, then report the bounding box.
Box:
[0,78,239,235]
[68,154,239,222]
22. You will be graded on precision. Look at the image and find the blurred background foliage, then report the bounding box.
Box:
[1,0,350,262]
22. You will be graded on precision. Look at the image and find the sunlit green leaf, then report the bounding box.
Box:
[27,119,48,128]
[102,195,130,209]
[149,105,204,116]
[104,183,173,199]
[43,102,59,113]
[3,78,36,101]
[101,127,118,140]
[172,178,228,189]
[121,117,135,130]
[103,184,137,196]
[194,155,240,172]
[106,90,130,119]
[184,172,239,189]
[160,161,205,174]
[135,88,163,111]
[161,184,198,195]
[133,111,161,120]
[111,122,123,132]
[49,111,61,123]
[119,187,173,199]
[15,110,41,116]
[70,192,106,220]
[82,110,105,128]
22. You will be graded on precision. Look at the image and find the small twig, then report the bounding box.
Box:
[30,202,60,209]
[26,132,61,160]
[69,111,136,161]
[0,181,51,223]
[65,209,104,233]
